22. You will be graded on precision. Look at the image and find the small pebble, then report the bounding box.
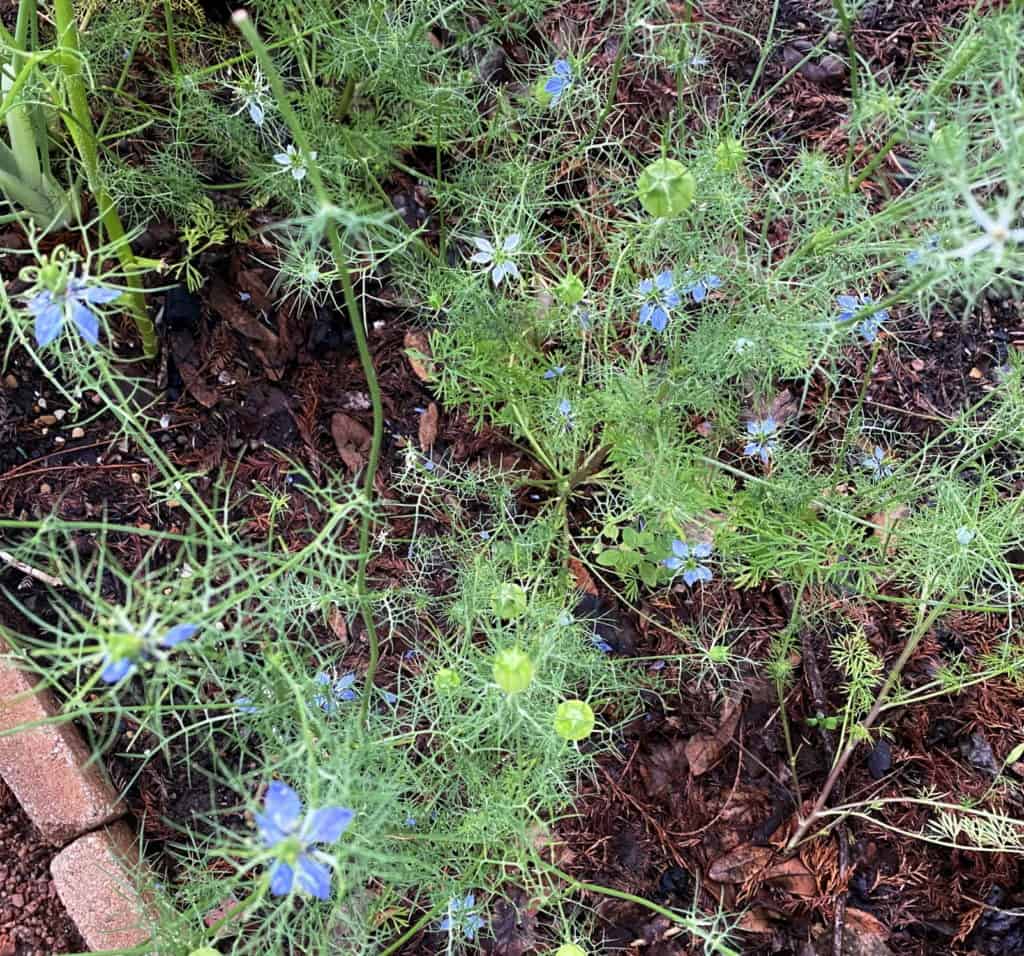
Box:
[71,427,85,439]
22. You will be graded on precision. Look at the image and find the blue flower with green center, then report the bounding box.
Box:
[255,781,353,899]
[836,294,888,344]
[681,272,722,303]
[545,59,572,106]
[861,446,893,480]
[28,278,121,348]
[100,623,198,684]
[663,540,713,586]
[313,672,357,713]
[439,893,486,940]
[743,417,778,464]
[637,271,681,333]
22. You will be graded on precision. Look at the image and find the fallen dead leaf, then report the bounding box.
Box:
[568,557,598,595]
[842,907,893,956]
[763,857,817,897]
[708,843,774,883]
[331,412,372,473]
[327,605,348,644]
[404,329,435,382]
[419,402,439,451]
[685,692,742,776]
[735,905,783,933]
[209,280,287,379]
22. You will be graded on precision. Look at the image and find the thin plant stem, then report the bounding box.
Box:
[787,583,948,850]
[52,0,155,356]
[233,9,384,728]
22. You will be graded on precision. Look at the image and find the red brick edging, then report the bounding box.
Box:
[0,644,155,951]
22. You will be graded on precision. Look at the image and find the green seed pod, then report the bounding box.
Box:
[189,949,221,956]
[556,945,588,956]
[553,699,595,741]
[554,271,586,307]
[492,582,528,620]
[715,137,746,173]
[636,158,695,218]
[434,667,462,693]
[493,648,535,694]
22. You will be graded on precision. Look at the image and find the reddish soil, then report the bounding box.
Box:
[0,780,85,956]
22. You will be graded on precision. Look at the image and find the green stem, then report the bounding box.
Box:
[786,583,947,850]
[831,0,860,191]
[536,859,740,956]
[52,0,155,356]
[233,10,384,728]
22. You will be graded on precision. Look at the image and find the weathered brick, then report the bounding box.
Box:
[50,822,154,952]
[0,653,124,844]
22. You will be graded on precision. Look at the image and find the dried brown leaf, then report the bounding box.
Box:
[404,330,434,382]
[419,402,439,451]
[763,858,817,897]
[708,844,773,883]
[331,412,372,473]
[685,693,742,776]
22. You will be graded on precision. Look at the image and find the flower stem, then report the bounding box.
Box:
[233,9,384,728]
[52,0,155,356]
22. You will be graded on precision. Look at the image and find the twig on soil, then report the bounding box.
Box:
[0,550,62,587]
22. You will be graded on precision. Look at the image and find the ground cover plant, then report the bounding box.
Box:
[1,0,1023,953]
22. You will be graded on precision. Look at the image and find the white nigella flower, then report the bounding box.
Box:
[230,66,271,127]
[470,234,521,286]
[947,189,1024,266]
[274,143,316,181]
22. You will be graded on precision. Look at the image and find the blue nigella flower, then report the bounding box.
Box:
[861,446,893,481]
[545,59,572,106]
[681,273,722,303]
[836,294,888,344]
[235,696,260,715]
[591,633,613,654]
[956,526,975,546]
[663,540,713,586]
[743,417,778,464]
[558,398,573,417]
[439,893,486,941]
[28,278,121,348]
[637,271,681,333]
[273,143,316,181]
[404,815,417,828]
[471,235,521,286]
[313,672,357,713]
[100,623,199,684]
[544,365,566,379]
[255,781,353,899]
[906,234,940,266]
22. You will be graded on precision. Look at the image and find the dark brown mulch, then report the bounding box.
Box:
[0,779,85,956]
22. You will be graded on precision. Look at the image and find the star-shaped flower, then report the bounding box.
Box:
[470,235,521,286]
[27,278,121,348]
[255,781,354,899]
[544,59,572,106]
[948,190,1024,266]
[663,540,713,586]
[637,271,681,333]
[743,417,778,464]
[273,143,316,181]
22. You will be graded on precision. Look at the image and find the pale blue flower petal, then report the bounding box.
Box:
[268,860,294,896]
[296,855,333,899]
